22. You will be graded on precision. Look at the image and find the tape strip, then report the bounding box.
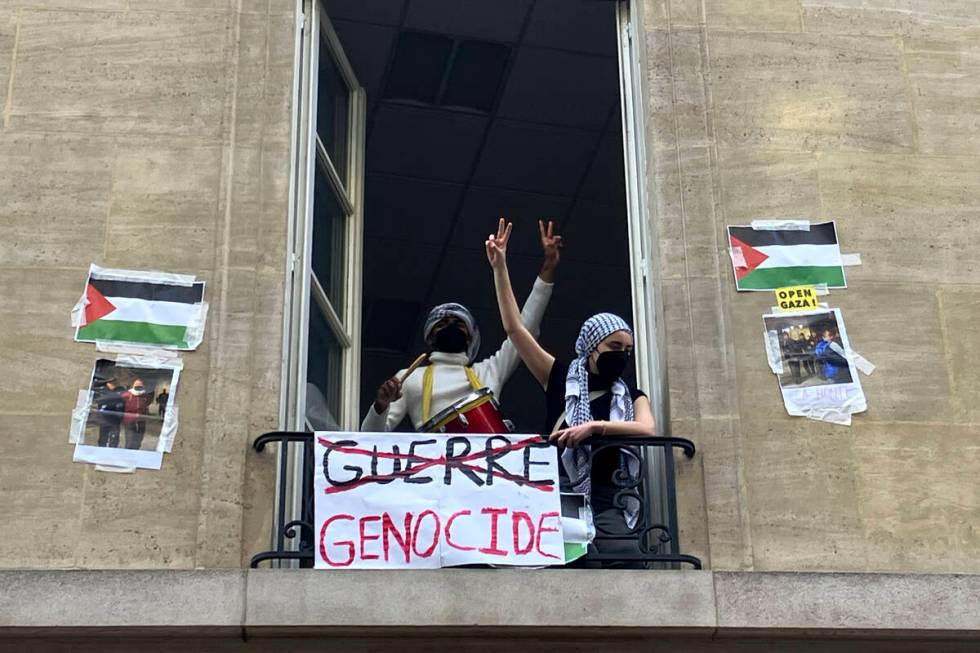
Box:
[89,263,195,286]
[813,284,830,296]
[764,330,784,374]
[841,253,862,266]
[69,389,93,444]
[805,408,853,426]
[159,404,179,453]
[94,464,137,474]
[183,301,209,351]
[829,341,876,376]
[752,219,810,231]
[729,246,747,268]
[70,293,89,327]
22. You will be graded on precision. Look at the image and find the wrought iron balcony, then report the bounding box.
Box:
[250,431,701,570]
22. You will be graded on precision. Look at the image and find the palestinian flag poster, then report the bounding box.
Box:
[728,222,846,291]
[74,266,207,350]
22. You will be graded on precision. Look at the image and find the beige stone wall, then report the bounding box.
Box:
[642,0,980,571]
[0,0,294,568]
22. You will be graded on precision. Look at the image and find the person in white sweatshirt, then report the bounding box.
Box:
[361,219,562,432]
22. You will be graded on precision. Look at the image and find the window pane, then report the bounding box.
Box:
[312,164,346,310]
[317,38,350,184]
[306,298,342,430]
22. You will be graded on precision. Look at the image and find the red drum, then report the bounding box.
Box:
[419,387,513,434]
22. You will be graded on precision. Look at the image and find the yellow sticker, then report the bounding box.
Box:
[774,285,820,312]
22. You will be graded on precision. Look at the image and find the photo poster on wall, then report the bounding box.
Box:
[71,357,182,470]
[762,308,867,425]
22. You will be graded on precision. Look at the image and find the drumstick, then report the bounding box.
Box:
[399,353,429,383]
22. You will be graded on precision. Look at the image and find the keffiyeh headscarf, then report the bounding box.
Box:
[565,312,635,426]
[423,302,481,363]
[562,312,641,527]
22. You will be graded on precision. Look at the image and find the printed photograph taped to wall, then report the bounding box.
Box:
[74,359,178,469]
[765,311,853,389]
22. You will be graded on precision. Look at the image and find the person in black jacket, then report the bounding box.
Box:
[95,379,125,448]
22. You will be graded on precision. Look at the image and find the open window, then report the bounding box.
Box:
[276,0,671,561]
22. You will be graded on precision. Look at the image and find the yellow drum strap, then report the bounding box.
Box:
[422,365,485,423]
[464,366,484,391]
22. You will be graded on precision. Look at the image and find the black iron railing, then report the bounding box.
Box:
[250,431,701,569]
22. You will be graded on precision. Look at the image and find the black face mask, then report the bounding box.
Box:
[594,350,630,384]
[434,325,468,353]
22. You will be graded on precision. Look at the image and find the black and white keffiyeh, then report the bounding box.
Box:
[561,313,641,527]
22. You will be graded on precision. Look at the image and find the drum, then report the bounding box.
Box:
[419,387,513,434]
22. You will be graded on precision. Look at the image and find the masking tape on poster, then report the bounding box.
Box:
[70,294,89,327]
[729,246,747,268]
[159,404,179,453]
[764,330,784,374]
[97,343,184,369]
[805,407,853,426]
[841,253,862,266]
[183,301,209,351]
[751,219,810,231]
[88,263,196,287]
[94,464,136,474]
[69,389,94,444]
[829,341,876,376]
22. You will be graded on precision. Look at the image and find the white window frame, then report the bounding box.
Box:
[617,0,674,552]
[273,0,365,563]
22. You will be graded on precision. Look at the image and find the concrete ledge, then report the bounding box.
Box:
[0,570,244,630]
[0,569,977,638]
[245,569,716,629]
[714,572,980,635]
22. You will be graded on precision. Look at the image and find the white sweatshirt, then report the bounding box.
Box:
[361,276,554,432]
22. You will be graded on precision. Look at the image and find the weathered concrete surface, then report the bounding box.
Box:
[246,569,717,629]
[0,570,244,629]
[1,569,977,643]
[0,2,291,569]
[641,0,980,573]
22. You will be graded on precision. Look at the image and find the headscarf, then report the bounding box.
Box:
[423,302,481,364]
[564,313,635,426]
[561,312,640,527]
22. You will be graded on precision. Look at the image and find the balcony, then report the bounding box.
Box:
[250,431,701,570]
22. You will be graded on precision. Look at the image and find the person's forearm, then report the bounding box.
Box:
[589,420,656,437]
[493,263,527,338]
[538,260,556,284]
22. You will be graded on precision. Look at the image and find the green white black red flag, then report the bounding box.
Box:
[728,222,846,291]
[73,265,207,350]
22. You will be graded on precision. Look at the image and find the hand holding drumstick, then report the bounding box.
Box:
[373,353,428,414]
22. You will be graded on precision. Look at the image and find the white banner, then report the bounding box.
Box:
[314,432,565,569]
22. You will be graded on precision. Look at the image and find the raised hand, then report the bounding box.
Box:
[373,377,402,413]
[485,217,513,270]
[539,219,562,267]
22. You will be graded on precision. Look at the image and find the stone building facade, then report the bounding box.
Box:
[0,0,977,649]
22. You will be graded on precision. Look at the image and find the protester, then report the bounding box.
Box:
[121,379,153,450]
[485,219,655,565]
[95,379,125,448]
[362,220,562,433]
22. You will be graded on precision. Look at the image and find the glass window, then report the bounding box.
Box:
[311,164,347,310]
[306,296,343,431]
[317,38,350,184]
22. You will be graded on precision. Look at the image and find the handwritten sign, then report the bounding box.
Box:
[313,432,565,569]
[774,285,819,312]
